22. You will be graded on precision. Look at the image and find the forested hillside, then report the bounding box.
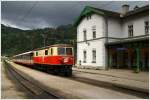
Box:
[1,24,76,56]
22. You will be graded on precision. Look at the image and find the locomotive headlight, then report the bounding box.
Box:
[63,58,69,63]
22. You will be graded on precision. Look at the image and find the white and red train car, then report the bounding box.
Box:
[12,44,74,76]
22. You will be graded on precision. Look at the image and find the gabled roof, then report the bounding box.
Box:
[74,6,120,26]
[74,5,149,26]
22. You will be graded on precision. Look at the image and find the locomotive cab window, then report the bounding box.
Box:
[45,50,48,55]
[58,48,65,55]
[66,48,73,55]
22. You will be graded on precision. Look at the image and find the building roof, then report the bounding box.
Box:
[106,35,149,46]
[124,5,149,17]
[74,6,120,26]
[74,5,149,26]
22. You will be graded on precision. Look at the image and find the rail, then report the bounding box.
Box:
[4,60,59,99]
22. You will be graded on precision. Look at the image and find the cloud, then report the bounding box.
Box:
[1,1,148,30]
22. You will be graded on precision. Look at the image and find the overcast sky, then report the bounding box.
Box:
[1,1,149,30]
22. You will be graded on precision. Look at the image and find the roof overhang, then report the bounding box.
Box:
[106,35,149,46]
[74,6,105,27]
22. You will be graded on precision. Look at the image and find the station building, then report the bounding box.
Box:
[75,5,149,72]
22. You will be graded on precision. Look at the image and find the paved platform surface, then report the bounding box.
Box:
[1,62,30,99]
[73,67,149,93]
[6,61,144,99]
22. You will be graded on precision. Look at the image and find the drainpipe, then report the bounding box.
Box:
[104,15,109,70]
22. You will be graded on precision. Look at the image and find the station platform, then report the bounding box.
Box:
[73,67,149,93]
[1,61,30,99]
[5,61,144,99]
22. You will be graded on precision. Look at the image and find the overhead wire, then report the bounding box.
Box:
[19,1,38,22]
[22,1,38,29]
[2,1,38,29]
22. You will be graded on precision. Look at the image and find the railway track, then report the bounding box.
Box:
[4,61,148,99]
[4,61,58,99]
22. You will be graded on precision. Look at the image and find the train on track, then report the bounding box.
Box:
[12,44,74,76]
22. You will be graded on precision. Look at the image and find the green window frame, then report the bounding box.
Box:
[36,51,38,56]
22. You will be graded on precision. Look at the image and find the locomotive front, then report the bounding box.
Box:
[57,47,74,65]
[33,44,74,76]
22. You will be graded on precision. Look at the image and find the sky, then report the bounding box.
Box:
[1,1,149,30]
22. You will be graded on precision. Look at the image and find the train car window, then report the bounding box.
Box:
[45,50,48,55]
[30,53,33,56]
[66,48,73,55]
[58,48,65,55]
[51,48,53,55]
[36,51,38,56]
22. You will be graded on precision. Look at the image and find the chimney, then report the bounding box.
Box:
[134,5,139,10]
[122,4,129,15]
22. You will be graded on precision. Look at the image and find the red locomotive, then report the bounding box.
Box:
[12,44,74,76]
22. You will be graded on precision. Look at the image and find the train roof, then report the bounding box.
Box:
[13,51,33,57]
[34,44,73,51]
[13,44,73,57]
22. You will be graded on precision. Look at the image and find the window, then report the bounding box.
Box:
[83,50,86,63]
[36,51,38,56]
[86,15,91,20]
[45,50,48,55]
[92,50,96,63]
[145,21,149,34]
[93,31,96,39]
[58,48,65,55]
[128,25,133,37]
[51,48,53,55]
[92,26,96,39]
[66,48,73,55]
[83,29,87,41]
